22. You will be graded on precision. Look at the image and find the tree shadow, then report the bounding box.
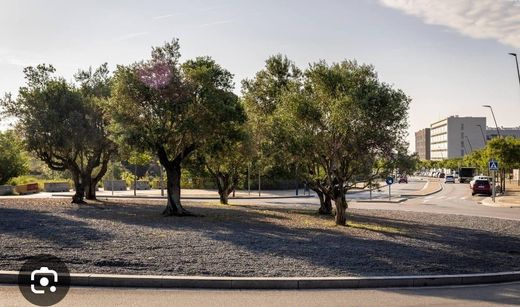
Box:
[63,200,520,277]
[0,207,110,248]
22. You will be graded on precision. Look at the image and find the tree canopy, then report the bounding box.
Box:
[0,64,115,202]
[108,39,245,215]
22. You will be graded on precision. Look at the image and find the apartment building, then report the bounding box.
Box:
[414,128,431,160]
[430,116,486,160]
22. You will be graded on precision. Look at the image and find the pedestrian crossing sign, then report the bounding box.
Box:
[488,160,499,171]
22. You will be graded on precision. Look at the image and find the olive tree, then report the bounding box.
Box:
[1,64,115,203]
[108,39,245,216]
[279,60,410,225]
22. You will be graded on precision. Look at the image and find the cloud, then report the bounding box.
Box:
[197,19,234,28]
[379,0,520,48]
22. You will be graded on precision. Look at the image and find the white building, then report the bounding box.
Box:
[430,116,486,160]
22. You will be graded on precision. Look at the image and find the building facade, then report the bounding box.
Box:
[486,127,520,140]
[415,128,431,160]
[430,116,486,160]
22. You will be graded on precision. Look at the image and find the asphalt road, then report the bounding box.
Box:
[1,282,519,306]
[220,178,520,221]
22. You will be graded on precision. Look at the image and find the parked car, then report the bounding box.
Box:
[469,176,493,189]
[398,176,408,184]
[439,173,445,178]
[444,175,455,183]
[472,179,492,196]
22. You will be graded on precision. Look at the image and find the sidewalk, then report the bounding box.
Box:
[481,192,520,208]
[47,188,313,200]
[480,181,520,208]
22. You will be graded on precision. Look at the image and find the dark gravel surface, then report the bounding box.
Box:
[1,198,520,277]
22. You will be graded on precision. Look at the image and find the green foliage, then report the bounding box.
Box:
[108,39,246,213]
[271,58,410,224]
[109,40,242,164]
[0,130,28,185]
[0,64,115,201]
[241,55,302,180]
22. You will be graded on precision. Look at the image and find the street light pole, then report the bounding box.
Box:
[482,105,501,138]
[476,124,487,144]
[465,136,473,152]
[509,53,520,89]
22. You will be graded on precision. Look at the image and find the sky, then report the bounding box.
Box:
[1,0,520,152]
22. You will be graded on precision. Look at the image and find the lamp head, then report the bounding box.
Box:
[509,52,517,56]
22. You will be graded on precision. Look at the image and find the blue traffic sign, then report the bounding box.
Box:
[386,176,394,185]
[489,160,499,171]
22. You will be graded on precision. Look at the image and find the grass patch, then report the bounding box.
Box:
[347,221,402,234]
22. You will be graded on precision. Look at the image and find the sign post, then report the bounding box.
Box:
[386,176,394,201]
[489,160,499,203]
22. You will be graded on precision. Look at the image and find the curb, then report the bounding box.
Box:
[51,194,314,200]
[401,181,443,198]
[480,197,520,208]
[1,271,520,289]
[354,198,407,204]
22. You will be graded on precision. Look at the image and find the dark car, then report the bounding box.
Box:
[439,173,445,178]
[398,176,408,184]
[472,179,492,196]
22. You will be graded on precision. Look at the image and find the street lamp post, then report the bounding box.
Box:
[509,53,520,89]
[482,105,501,138]
[476,124,487,144]
[465,136,473,152]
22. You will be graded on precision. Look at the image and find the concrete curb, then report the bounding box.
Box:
[480,197,520,208]
[401,181,443,198]
[51,194,314,200]
[354,198,407,204]
[2,271,520,289]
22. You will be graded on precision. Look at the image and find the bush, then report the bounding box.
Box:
[0,131,28,185]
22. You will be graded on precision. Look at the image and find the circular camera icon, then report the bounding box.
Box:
[18,254,70,306]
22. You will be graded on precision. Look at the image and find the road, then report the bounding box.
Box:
[1,282,519,306]
[219,178,520,221]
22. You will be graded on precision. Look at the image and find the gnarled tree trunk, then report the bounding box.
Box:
[162,161,193,216]
[332,183,348,226]
[72,174,85,204]
[316,189,332,215]
[215,172,236,205]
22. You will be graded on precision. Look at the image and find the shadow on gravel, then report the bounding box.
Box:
[0,207,109,248]
[62,201,520,279]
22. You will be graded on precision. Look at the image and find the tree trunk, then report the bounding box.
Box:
[316,189,332,215]
[162,162,193,216]
[334,195,347,225]
[333,184,348,226]
[72,180,85,204]
[85,178,98,200]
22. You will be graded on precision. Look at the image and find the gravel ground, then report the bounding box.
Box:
[1,198,520,277]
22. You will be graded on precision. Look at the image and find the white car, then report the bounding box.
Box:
[444,175,455,183]
[469,176,492,189]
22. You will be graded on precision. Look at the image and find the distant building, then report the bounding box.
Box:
[430,116,486,160]
[486,127,520,140]
[415,128,431,160]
